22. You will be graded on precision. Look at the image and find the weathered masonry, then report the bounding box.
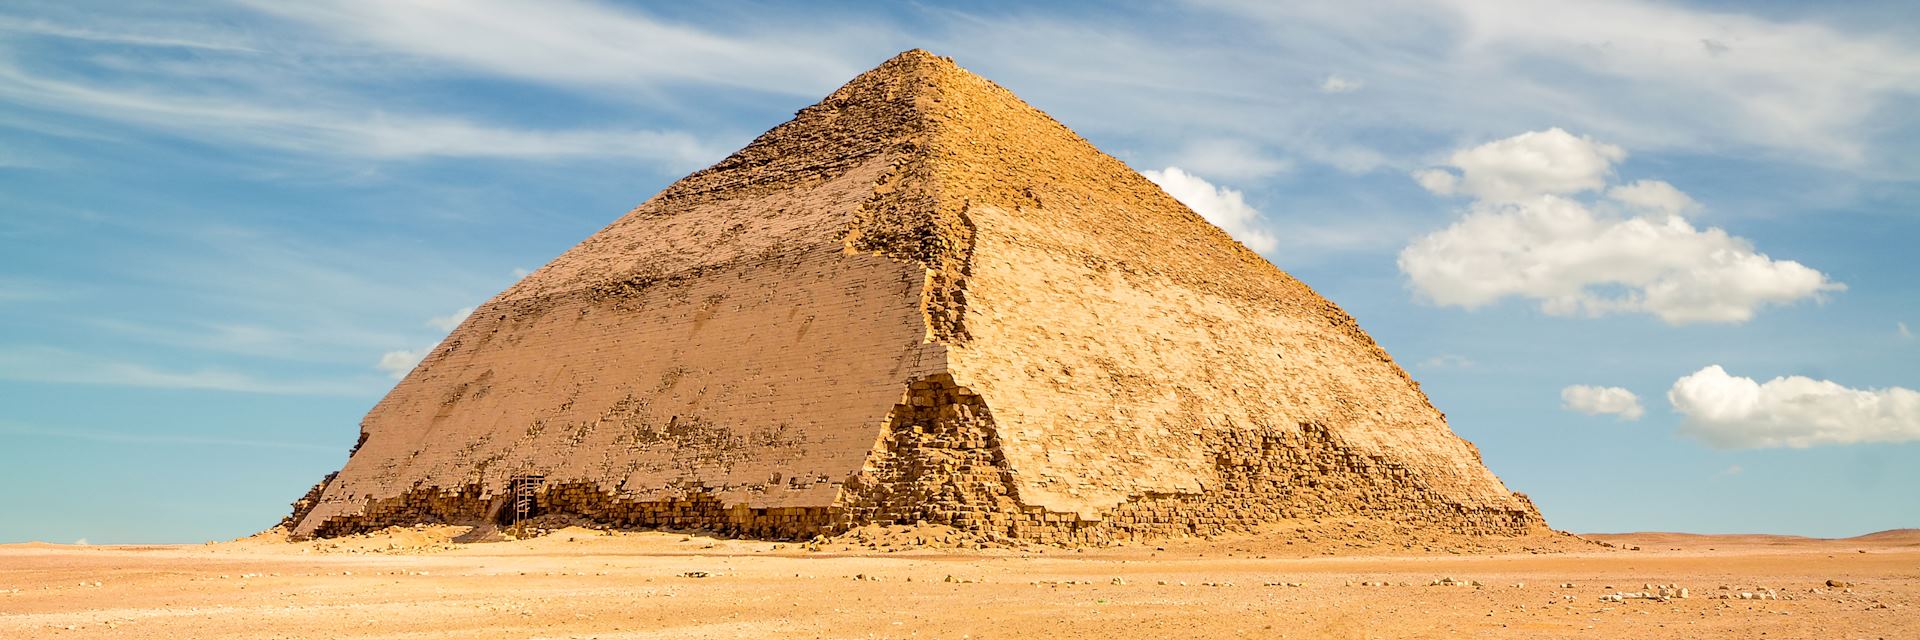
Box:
[286,50,1546,544]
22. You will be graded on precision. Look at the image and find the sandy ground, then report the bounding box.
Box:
[1,524,1914,639]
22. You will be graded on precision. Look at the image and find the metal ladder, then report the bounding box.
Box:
[509,474,545,528]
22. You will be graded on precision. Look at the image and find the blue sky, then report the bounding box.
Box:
[2,0,1915,543]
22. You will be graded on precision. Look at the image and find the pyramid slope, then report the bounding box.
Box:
[288,51,1543,541]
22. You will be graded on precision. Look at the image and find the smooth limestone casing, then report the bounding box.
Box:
[288,50,1544,542]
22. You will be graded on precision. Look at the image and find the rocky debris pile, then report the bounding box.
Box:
[811,523,1011,552]
[498,513,608,540]
[1599,584,1690,602]
[217,523,469,555]
[1150,517,1596,558]
[1711,587,1783,600]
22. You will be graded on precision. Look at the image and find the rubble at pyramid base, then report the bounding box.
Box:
[294,373,1539,544]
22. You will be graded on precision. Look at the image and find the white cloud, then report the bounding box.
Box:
[1900,321,1913,340]
[1419,128,1624,202]
[1411,168,1458,196]
[1716,464,1743,477]
[1319,74,1362,93]
[1142,167,1279,253]
[1607,180,1700,216]
[1400,130,1842,324]
[511,267,532,279]
[73,538,88,545]
[1401,196,1842,324]
[1561,385,1645,420]
[376,348,427,380]
[1669,365,1920,449]
[427,307,474,332]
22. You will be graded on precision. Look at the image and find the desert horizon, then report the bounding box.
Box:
[4,522,1916,638]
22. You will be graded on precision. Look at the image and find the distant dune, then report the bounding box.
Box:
[1584,529,1919,548]
[1849,528,1920,544]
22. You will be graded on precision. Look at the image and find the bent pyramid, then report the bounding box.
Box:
[287,50,1544,543]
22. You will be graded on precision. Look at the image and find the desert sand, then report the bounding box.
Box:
[2,524,1912,639]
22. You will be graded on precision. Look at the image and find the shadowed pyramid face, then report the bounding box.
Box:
[287,50,1544,542]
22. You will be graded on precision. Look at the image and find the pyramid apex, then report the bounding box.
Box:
[885,48,952,65]
[852,48,963,86]
[891,47,941,60]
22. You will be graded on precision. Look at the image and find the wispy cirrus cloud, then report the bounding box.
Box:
[1165,138,1293,181]
[83,318,410,366]
[238,0,868,96]
[0,276,66,303]
[12,1,1913,183]
[0,345,378,396]
[1187,0,1920,166]
[0,2,745,169]
[0,421,338,451]
[915,0,1920,188]
[16,216,503,395]
[0,62,722,165]
[0,14,257,52]
[1420,354,1476,369]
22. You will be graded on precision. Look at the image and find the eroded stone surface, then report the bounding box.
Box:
[288,49,1545,542]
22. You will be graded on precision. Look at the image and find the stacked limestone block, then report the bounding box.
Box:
[286,50,1545,542]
